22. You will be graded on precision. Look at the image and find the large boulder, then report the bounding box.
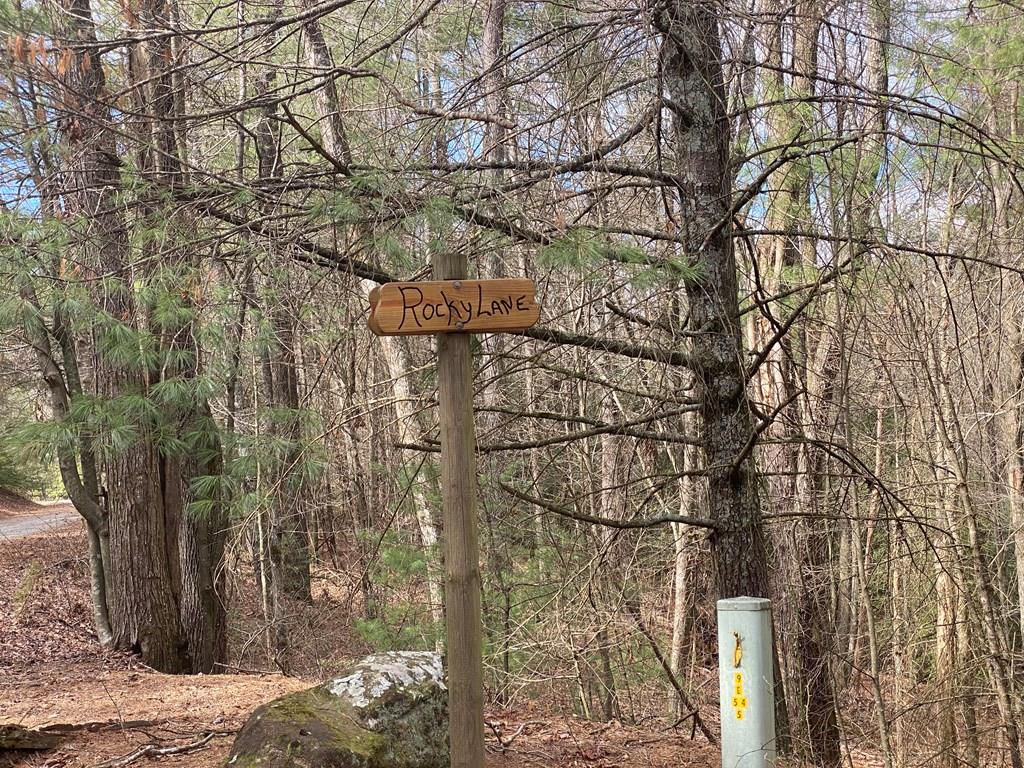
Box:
[225,651,448,768]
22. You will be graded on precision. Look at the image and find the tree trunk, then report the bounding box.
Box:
[19,283,113,646]
[127,0,228,671]
[656,0,769,600]
[376,330,446,628]
[244,0,313,671]
[57,0,233,673]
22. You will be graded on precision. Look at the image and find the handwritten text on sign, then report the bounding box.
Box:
[368,279,540,336]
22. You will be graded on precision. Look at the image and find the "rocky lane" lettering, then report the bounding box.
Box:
[369,279,540,336]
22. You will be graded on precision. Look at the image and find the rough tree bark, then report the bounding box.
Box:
[128,0,228,673]
[655,0,770,598]
[57,0,228,672]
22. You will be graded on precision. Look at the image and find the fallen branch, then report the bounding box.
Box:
[485,720,528,752]
[0,724,61,750]
[624,601,717,746]
[41,719,163,734]
[91,731,228,768]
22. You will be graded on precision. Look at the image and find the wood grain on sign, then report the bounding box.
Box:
[368,279,539,336]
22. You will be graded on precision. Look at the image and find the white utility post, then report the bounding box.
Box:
[717,596,776,768]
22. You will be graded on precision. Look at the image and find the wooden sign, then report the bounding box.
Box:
[368,279,539,336]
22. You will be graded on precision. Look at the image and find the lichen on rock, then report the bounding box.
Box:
[224,651,448,768]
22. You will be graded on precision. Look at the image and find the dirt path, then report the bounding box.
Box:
[0,523,300,768]
[0,523,725,768]
[2,665,308,767]
[0,502,80,540]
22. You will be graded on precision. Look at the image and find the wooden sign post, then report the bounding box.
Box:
[369,261,539,768]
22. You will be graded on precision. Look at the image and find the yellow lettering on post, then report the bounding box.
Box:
[732,672,749,721]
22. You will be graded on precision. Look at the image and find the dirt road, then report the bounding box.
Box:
[0,502,80,540]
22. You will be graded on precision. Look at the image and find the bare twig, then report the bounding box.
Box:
[486,720,528,752]
[91,731,228,768]
[498,480,720,531]
[624,601,717,746]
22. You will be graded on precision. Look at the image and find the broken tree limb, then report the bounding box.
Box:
[90,731,228,768]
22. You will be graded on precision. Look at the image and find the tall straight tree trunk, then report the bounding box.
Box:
[667,430,701,717]
[376,331,446,627]
[595,397,623,721]
[752,0,840,759]
[930,341,1022,768]
[260,296,315,672]
[292,9,446,633]
[249,0,313,670]
[478,0,516,701]
[655,0,769,599]
[890,522,910,768]
[852,404,896,768]
[657,5,794,752]
[984,69,1024,646]
[1008,321,1024,640]
[298,0,351,165]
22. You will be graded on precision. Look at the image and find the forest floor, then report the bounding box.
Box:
[0,495,897,768]
[0,498,723,768]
